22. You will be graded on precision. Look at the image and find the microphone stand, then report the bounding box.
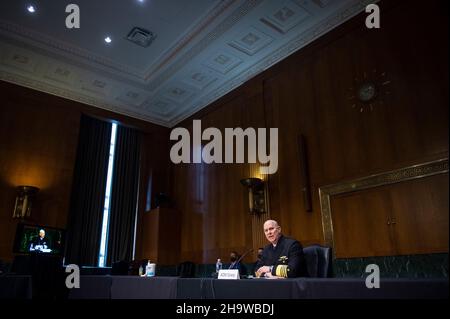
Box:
[228,249,254,277]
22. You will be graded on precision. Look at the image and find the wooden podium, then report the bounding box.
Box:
[138,207,181,265]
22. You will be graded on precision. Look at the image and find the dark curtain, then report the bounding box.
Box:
[65,115,112,266]
[106,125,141,265]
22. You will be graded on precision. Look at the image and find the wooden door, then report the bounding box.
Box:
[331,188,395,258]
[391,174,449,255]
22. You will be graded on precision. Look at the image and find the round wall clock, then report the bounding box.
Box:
[357,82,377,102]
[347,69,391,113]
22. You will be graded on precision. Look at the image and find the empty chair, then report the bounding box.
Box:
[128,259,145,276]
[177,261,196,278]
[111,260,129,275]
[303,244,332,278]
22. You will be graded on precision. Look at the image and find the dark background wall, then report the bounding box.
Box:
[0,80,170,263]
[171,0,449,264]
[1,0,448,271]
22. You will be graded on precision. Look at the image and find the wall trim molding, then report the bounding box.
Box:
[318,158,449,258]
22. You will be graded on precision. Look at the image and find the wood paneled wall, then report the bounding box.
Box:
[138,207,181,265]
[331,173,449,258]
[1,0,447,265]
[0,83,80,262]
[172,0,449,264]
[172,89,260,263]
[0,80,169,263]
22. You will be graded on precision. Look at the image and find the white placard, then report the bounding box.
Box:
[218,269,239,280]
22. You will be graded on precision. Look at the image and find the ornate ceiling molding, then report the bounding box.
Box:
[146,0,264,91]
[0,69,169,127]
[143,0,237,81]
[0,19,139,77]
[169,0,375,127]
[0,0,237,82]
[1,0,378,128]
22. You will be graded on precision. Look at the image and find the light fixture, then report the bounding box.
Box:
[27,5,36,13]
[12,186,39,219]
[104,36,112,44]
[240,178,266,215]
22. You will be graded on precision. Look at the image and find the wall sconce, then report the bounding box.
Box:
[12,186,39,219]
[240,178,266,215]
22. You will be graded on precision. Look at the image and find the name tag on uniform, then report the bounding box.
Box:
[218,269,239,280]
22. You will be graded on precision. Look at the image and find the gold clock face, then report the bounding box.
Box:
[358,82,377,102]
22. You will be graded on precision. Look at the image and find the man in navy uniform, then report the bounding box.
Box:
[255,220,308,278]
[30,229,51,253]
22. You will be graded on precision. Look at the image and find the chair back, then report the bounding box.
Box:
[111,260,129,275]
[303,244,332,277]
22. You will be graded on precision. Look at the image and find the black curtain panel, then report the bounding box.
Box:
[65,115,112,266]
[106,125,141,266]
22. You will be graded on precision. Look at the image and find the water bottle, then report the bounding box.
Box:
[146,260,151,277]
[216,258,222,273]
[138,264,143,276]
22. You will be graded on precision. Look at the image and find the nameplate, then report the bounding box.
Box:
[218,269,239,280]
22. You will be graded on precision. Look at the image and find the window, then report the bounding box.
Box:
[98,123,117,267]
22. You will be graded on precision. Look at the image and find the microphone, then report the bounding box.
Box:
[228,248,254,270]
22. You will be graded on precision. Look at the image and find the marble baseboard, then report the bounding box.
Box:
[333,253,448,278]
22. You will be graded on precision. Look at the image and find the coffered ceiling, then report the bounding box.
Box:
[0,0,373,127]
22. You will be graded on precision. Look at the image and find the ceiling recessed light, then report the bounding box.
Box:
[27,5,36,13]
[104,36,112,44]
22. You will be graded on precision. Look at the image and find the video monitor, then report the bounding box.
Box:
[13,223,66,256]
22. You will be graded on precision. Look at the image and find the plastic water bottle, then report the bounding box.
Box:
[138,264,143,276]
[216,258,222,273]
[146,260,151,277]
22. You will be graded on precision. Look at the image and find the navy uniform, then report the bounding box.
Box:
[255,235,308,278]
[34,237,48,247]
[30,236,51,252]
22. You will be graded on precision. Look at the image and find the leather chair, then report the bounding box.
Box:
[177,261,196,278]
[303,244,332,278]
[128,259,145,276]
[111,260,129,275]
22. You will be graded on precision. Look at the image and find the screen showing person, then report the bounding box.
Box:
[13,223,65,255]
[29,229,52,253]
